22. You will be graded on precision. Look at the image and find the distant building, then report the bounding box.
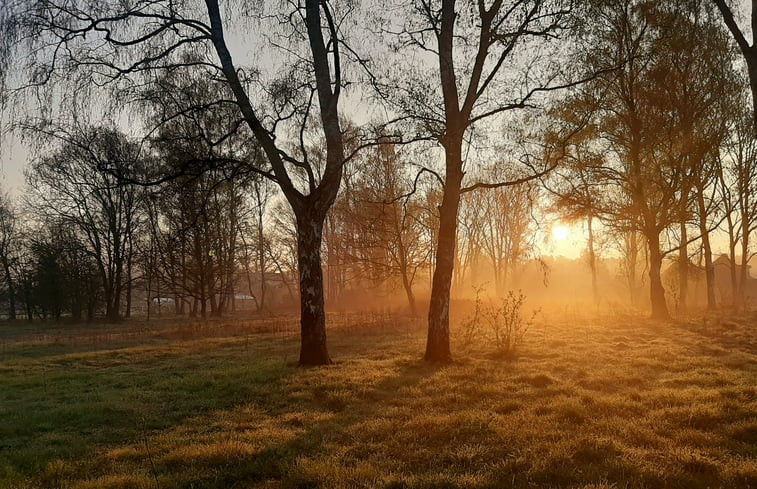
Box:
[713,255,757,304]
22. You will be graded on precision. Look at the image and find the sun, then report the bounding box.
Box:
[552,224,570,242]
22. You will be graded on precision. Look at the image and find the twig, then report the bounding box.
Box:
[142,417,161,489]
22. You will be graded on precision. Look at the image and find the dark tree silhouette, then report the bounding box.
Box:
[26,126,144,322]
[0,0,363,365]
[713,0,757,132]
[379,0,581,362]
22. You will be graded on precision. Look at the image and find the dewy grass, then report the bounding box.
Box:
[0,313,755,488]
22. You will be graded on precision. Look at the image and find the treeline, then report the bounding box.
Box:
[1,0,756,364]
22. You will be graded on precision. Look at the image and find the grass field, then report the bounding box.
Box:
[1,311,755,488]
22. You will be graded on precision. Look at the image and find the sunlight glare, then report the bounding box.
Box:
[552,225,570,242]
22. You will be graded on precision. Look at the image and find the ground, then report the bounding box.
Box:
[0,311,755,489]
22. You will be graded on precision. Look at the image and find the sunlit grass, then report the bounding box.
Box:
[1,312,755,488]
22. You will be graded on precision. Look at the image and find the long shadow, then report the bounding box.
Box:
[673,314,757,355]
[0,335,299,480]
[15,319,746,489]
[124,346,447,489]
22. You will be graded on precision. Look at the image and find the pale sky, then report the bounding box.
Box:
[0,131,27,195]
[0,0,751,260]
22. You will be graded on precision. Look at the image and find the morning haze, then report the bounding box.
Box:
[0,0,755,487]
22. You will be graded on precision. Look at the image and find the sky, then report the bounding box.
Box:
[0,0,751,261]
[0,130,27,194]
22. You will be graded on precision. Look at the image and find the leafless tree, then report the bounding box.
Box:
[0,0,369,364]
[378,0,582,361]
[346,142,432,315]
[26,126,144,321]
[544,116,606,306]
[462,164,538,296]
[720,101,757,307]
[0,192,19,319]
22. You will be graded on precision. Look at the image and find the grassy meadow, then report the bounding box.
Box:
[0,311,755,488]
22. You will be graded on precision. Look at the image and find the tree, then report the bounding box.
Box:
[241,175,276,313]
[0,193,19,319]
[1,0,369,365]
[645,1,739,312]
[26,126,144,321]
[720,101,757,307]
[463,165,538,296]
[144,87,254,318]
[712,0,757,131]
[545,116,606,306]
[346,142,432,315]
[548,0,737,318]
[380,0,579,361]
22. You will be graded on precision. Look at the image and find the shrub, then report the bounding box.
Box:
[484,290,538,356]
[461,284,486,346]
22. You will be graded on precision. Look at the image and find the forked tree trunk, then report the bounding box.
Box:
[207,0,343,365]
[425,145,463,363]
[646,230,669,319]
[296,210,331,366]
[400,266,418,317]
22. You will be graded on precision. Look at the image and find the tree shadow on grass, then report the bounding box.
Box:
[102,356,447,489]
[0,338,297,481]
[21,322,756,489]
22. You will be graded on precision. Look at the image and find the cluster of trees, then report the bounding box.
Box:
[1,0,756,365]
[547,0,757,319]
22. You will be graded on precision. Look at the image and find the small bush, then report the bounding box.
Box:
[483,290,538,356]
[461,285,486,346]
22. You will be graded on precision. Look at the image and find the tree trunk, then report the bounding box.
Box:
[749,58,757,135]
[493,256,502,296]
[296,210,331,366]
[146,261,152,321]
[425,145,463,363]
[627,231,638,306]
[702,238,716,310]
[696,187,716,310]
[125,254,132,319]
[400,262,418,317]
[727,219,738,306]
[104,286,119,322]
[646,230,669,319]
[124,271,132,319]
[678,222,688,314]
[207,0,344,364]
[2,259,15,320]
[107,279,122,322]
[210,288,219,317]
[738,211,750,307]
[587,214,598,307]
[257,201,267,312]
